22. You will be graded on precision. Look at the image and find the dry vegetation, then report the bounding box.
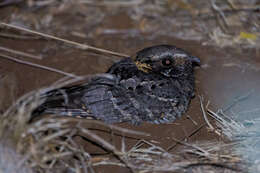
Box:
[0,82,244,173]
[0,0,259,172]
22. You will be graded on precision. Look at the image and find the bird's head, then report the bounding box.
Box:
[134,45,200,78]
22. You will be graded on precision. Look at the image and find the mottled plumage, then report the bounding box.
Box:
[32,45,200,125]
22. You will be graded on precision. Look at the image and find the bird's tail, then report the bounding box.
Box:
[31,85,90,121]
[30,74,118,122]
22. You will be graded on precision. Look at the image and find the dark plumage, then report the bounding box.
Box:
[32,45,200,125]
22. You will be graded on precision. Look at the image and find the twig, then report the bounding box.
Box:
[207,108,243,138]
[79,126,117,153]
[0,22,129,58]
[167,123,206,151]
[170,137,210,158]
[78,0,144,6]
[3,76,87,119]
[0,32,41,39]
[198,4,260,15]
[199,96,213,130]
[42,129,71,142]
[183,162,240,172]
[211,0,229,27]
[0,46,42,60]
[226,0,237,10]
[78,119,150,137]
[78,125,136,173]
[186,115,198,126]
[199,96,221,136]
[0,53,80,78]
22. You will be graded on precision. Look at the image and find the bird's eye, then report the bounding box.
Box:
[161,58,173,66]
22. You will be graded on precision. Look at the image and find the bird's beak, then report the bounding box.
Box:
[189,56,200,66]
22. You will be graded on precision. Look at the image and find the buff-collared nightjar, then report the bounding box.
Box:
[32,45,200,125]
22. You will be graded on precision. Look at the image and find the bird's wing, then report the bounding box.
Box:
[31,74,142,124]
[81,75,142,124]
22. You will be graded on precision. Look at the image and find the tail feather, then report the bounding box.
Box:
[30,74,124,123]
[31,86,86,120]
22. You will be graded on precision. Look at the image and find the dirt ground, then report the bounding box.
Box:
[0,0,259,172]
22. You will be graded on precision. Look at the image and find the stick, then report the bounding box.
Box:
[170,137,210,158]
[199,96,221,136]
[0,46,42,60]
[167,123,206,151]
[0,22,129,58]
[211,0,229,27]
[0,53,79,78]
[199,96,214,129]
[186,115,198,126]
[78,0,144,6]
[0,32,40,39]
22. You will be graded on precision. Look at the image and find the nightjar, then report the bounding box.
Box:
[32,45,200,125]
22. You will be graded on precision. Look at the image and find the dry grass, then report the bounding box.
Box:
[207,107,260,173]
[0,79,244,173]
